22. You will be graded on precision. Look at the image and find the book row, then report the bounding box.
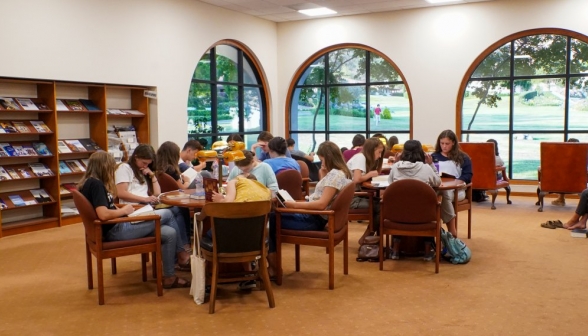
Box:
[0,120,51,133]
[59,159,88,174]
[0,142,52,157]
[0,163,54,180]
[57,139,101,154]
[0,97,101,112]
[0,189,54,210]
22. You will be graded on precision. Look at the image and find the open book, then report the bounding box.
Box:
[276,189,294,207]
[128,204,157,223]
[181,167,200,183]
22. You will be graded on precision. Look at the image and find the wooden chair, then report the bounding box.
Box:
[291,154,319,182]
[276,169,304,200]
[296,160,311,198]
[72,190,163,305]
[157,172,178,193]
[453,184,473,239]
[198,201,275,314]
[537,142,588,212]
[275,182,355,289]
[379,179,442,273]
[460,142,511,210]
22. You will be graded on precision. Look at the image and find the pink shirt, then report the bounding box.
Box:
[343,147,362,162]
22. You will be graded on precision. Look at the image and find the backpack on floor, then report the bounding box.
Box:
[440,228,471,264]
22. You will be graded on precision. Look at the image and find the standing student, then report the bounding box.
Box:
[347,137,384,243]
[115,144,192,269]
[374,104,382,126]
[431,130,473,237]
[78,151,189,288]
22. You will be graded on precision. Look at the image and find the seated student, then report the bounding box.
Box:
[286,138,315,162]
[387,140,441,261]
[178,139,206,174]
[343,134,366,162]
[267,141,352,277]
[431,130,473,238]
[227,150,278,193]
[211,174,271,203]
[79,151,189,288]
[115,144,191,269]
[347,137,384,243]
[251,131,291,161]
[264,137,301,175]
[384,135,399,159]
[563,188,588,230]
[157,141,194,190]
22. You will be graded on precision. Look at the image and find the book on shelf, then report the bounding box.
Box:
[0,198,7,210]
[17,168,32,178]
[0,143,17,156]
[11,121,32,133]
[122,109,145,116]
[60,185,71,195]
[79,99,100,111]
[0,166,12,181]
[81,158,89,168]
[30,120,51,133]
[571,229,588,238]
[203,178,219,202]
[57,140,72,153]
[107,109,124,115]
[5,168,20,179]
[58,161,72,174]
[0,98,22,110]
[32,142,52,156]
[66,159,86,173]
[55,99,70,111]
[61,205,79,215]
[15,98,39,110]
[29,163,54,177]
[62,183,78,192]
[64,139,87,152]
[78,138,101,151]
[34,101,50,110]
[30,189,52,203]
[8,195,30,207]
[12,145,36,157]
[64,99,86,111]
[0,122,18,133]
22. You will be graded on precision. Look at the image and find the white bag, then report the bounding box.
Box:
[189,213,206,305]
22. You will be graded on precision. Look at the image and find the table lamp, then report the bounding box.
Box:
[391,144,435,154]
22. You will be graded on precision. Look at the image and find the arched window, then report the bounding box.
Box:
[288,45,411,154]
[188,41,269,148]
[459,29,588,180]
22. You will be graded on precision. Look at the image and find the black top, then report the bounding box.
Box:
[80,177,116,237]
[165,167,181,182]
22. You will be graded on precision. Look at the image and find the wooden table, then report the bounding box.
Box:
[362,177,465,192]
[158,190,206,209]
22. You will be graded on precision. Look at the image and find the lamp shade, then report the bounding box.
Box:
[223,150,245,162]
[228,141,245,151]
[197,150,218,162]
[391,144,435,154]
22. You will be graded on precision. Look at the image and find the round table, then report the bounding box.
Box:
[158,190,206,208]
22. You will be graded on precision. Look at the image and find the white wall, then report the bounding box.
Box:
[0,0,278,146]
[276,0,588,144]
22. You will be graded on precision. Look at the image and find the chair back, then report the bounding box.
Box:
[540,142,588,193]
[276,169,304,200]
[157,172,178,193]
[297,160,309,179]
[291,154,319,181]
[203,201,272,254]
[329,182,356,232]
[381,179,438,224]
[72,189,99,244]
[460,142,499,190]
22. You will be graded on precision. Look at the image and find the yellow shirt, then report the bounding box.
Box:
[234,177,271,202]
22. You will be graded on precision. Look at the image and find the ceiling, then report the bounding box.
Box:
[197,0,496,22]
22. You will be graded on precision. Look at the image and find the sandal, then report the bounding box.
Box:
[540,221,557,229]
[550,220,564,228]
[163,277,191,289]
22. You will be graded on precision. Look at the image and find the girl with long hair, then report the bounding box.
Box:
[115,144,191,271]
[78,152,189,288]
[432,129,473,237]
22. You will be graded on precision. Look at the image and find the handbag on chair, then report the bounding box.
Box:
[356,233,380,262]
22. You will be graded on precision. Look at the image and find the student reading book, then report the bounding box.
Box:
[203,177,219,202]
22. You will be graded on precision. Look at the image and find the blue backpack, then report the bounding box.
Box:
[440,229,471,264]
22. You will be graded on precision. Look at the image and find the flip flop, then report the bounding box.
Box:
[163,277,191,289]
[540,221,556,229]
[550,220,564,228]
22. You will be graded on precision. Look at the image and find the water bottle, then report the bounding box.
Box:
[192,172,205,199]
[212,159,219,180]
[433,157,440,175]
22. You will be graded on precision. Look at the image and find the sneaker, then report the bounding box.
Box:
[423,251,435,262]
[238,280,257,290]
[389,251,400,260]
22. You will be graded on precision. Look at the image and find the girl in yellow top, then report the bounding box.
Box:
[211,175,271,202]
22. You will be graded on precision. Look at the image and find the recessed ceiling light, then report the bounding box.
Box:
[298,7,337,17]
[426,0,464,4]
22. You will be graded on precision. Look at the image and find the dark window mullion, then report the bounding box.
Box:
[238,50,245,134]
[564,36,572,140]
[325,52,330,141]
[210,47,218,143]
[366,52,371,135]
[508,40,515,179]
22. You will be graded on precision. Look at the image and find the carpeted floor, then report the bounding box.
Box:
[1,196,588,335]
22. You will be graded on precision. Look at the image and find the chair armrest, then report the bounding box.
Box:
[275,207,334,216]
[496,166,510,182]
[95,214,161,225]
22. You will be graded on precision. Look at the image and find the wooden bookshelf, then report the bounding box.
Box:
[0,77,154,238]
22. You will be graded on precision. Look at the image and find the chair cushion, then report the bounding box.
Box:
[102,237,156,250]
[496,180,509,188]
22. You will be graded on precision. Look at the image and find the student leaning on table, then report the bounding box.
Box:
[431,130,473,238]
[114,144,192,274]
[388,140,441,261]
[78,151,189,289]
[227,150,279,193]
